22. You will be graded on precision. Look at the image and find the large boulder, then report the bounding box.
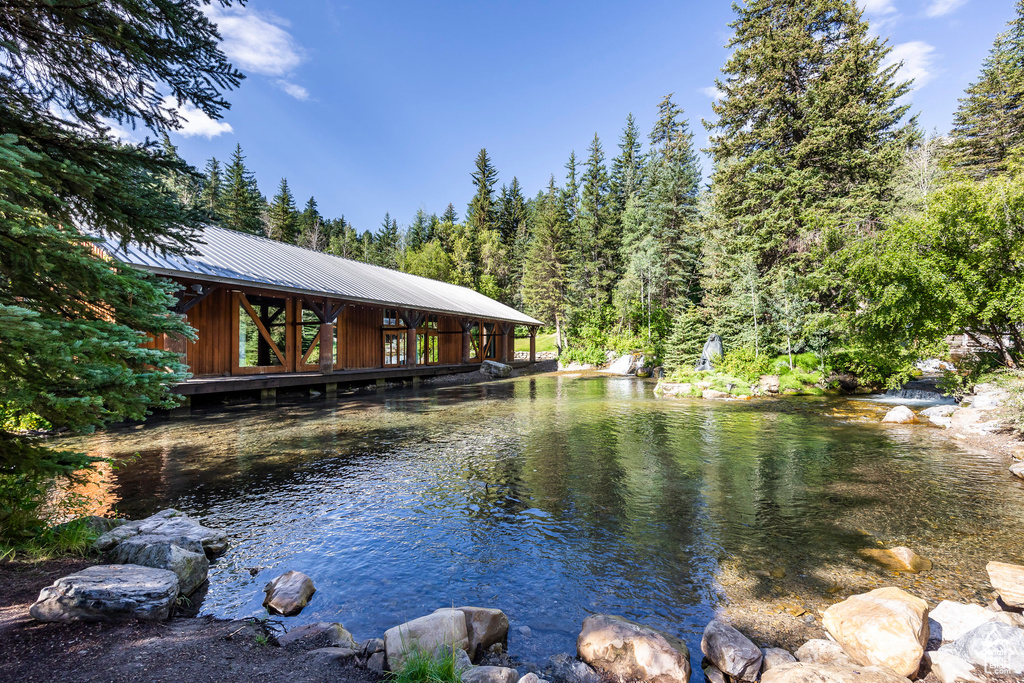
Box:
[696,334,724,372]
[882,406,918,424]
[822,587,929,678]
[987,561,1024,608]
[385,609,470,670]
[262,570,316,617]
[939,621,1024,675]
[857,547,932,573]
[701,620,763,682]
[105,536,209,596]
[576,614,691,683]
[760,662,911,683]
[480,361,512,379]
[439,606,508,661]
[94,508,228,558]
[462,667,519,683]
[794,639,857,667]
[924,651,983,683]
[30,564,179,622]
[929,600,1024,644]
[276,621,357,650]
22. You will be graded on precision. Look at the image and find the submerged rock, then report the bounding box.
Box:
[263,570,316,617]
[480,361,512,378]
[822,587,929,678]
[385,608,469,669]
[701,620,763,682]
[857,546,932,573]
[987,561,1024,608]
[576,614,690,683]
[545,653,600,683]
[882,406,918,424]
[30,564,179,622]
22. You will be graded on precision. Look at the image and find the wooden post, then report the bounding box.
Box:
[402,310,424,368]
[318,322,333,374]
[530,326,537,363]
[459,319,473,364]
[499,323,510,363]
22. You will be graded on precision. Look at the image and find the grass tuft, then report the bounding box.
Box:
[388,646,463,683]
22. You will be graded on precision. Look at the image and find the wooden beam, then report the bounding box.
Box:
[459,318,473,364]
[401,310,425,368]
[530,326,537,363]
[318,322,334,374]
[238,293,287,366]
[300,329,322,365]
[174,284,219,315]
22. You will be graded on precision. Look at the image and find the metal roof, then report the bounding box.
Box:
[94,225,542,326]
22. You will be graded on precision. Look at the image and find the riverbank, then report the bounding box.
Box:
[0,558,376,683]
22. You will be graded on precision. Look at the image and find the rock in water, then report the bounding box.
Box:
[384,609,469,669]
[760,662,912,683]
[924,651,983,683]
[882,406,918,424]
[987,561,1024,608]
[794,639,856,667]
[276,621,357,650]
[480,361,512,378]
[939,621,1024,675]
[263,570,316,617]
[822,587,929,678]
[576,614,691,683]
[703,663,728,683]
[700,620,763,682]
[858,547,932,573]
[929,600,1024,644]
[30,564,179,622]
[106,536,209,596]
[761,647,797,672]
[443,606,508,661]
[461,666,520,683]
[94,508,228,558]
[545,653,601,683]
[702,389,733,400]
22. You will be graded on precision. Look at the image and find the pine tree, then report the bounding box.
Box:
[467,148,498,233]
[200,157,224,221]
[441,203,459,225]
[159,133,201,209]
[0,0,241,535]
[268,178,299,243]
[496,177,527,247]
[570,133,617,309]
[522,177,571,353]
[564,151,581,226]
[703,0,915,348]
[299,196,326,250]
[408,208,432,251]
[947,2,1024,178]
[376,213,400,269]
[222,144,264,235]
[610,113,645,215]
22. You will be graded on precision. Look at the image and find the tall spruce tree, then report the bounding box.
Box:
[610,113,645,217]
[570,133,617,310]
[376,213,400,269]
[0,0,241,536]
[947,1,1024,178]
[299,196,326,250]
[467,148,498,233]
[703,0,915,348]
[522,177,571,353]
[268,178,299,243]
[222,143,264,235]
[200,157,224,221]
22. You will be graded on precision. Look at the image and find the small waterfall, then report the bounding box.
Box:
[603,354,635,375]
[884,388,945,401]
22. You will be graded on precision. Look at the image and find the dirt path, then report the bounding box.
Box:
[0,559,379,683]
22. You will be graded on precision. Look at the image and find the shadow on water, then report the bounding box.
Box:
[58,374,1024,667]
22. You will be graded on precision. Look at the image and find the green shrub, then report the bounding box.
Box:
[717,346,773,383]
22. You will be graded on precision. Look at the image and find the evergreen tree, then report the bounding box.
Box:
[0,0,241,536]
[522,177,571,353]
[467,148,498,233]
[703,0,915,348]
[947,2,1024,178]
[496,177,527,247]
[158,133,201,209]
[200,157,224,221]
[564,151,581,225]
[299,196,326,251]
[222,143,264,235]
[376,213,400,269]
[268,178,299,243]
[610,113,645,214]
[571,133,617,309]
[408,208,432,251]
[441,203,459,225]
[327,217,360,260]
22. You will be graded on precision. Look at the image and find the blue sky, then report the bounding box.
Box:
[158,0,1014,233]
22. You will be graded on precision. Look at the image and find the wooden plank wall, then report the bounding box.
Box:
[339,305,383,369]
[438,315,462,365]
[185,288,232,376]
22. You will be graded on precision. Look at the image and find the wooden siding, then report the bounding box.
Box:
[438,315,462,365]
[185,287,232,376]
[339,305,383,370]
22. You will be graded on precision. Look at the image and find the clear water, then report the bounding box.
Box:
[62,374,1024,671]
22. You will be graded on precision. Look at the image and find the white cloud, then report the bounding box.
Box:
[164,98,233,138]
[701,86,724,100]
[925,0,967,17]
[206,6,309,100]
[885,41,937,89]
[860,0,897,14]
[277,80,310,101]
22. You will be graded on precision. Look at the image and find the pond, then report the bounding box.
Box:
[61,373,1024,671]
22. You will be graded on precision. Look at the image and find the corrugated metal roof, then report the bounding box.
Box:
[94,225,542,326]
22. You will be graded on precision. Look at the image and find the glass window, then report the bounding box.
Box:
[238,295,287,367]
[383,330,406,366]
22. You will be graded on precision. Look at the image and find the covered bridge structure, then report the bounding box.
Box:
[95,226,543,399]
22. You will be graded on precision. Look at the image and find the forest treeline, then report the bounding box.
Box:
[163,0,1024,381]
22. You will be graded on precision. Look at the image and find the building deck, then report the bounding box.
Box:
[175,361,536,396]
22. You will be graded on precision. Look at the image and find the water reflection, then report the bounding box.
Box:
[57,375,1024,666]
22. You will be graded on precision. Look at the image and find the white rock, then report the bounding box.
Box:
[30,564,179,622]
[882,406,917,424]
[939,621,1024,675]
[761,647,797,672]
[760,662,912,683]
[924,651,983,683]
[94,508,228,557]
[577,614,691,683]
[385,609,469,670]
[987,561,1024,609]
[822,587,929,678]
[929,600,1020,643]
[794,639,856,667]
[1011,462,1024,480]
[105,536,209,596]
[701,620,763,682]
[921,405,956,418]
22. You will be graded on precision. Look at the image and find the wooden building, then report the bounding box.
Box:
[95,226,543,398]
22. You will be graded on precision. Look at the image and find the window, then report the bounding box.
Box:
[482,322,497,359]
[299,306,336,367]
[238,294,288,367]
[468,321,480,360]
[383,308,398,327]
[383,308,405,366]
[418,314,439,365]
